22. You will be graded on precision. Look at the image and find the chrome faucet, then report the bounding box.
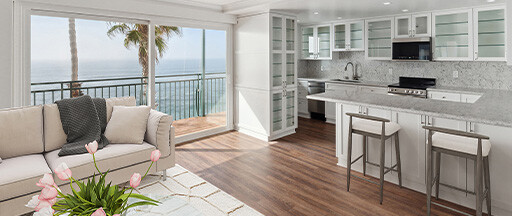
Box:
[344,62,359,80]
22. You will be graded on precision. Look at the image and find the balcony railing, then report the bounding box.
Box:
[31,73,226,121]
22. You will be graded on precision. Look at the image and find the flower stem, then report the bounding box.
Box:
[92,153,103,175]
[141,162,154,181]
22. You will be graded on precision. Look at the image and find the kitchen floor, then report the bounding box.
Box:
[176,117,483,216]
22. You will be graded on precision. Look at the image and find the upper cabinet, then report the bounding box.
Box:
[432,9,474,61]
[395,13,431,38]
[474,6,507,61]
[333,20,365,51]
[366,17,394,60]
[272,15,297,89]
[301,25,332,60]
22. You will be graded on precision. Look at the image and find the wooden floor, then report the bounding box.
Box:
[176,117,482,216]
[173,112,226,137]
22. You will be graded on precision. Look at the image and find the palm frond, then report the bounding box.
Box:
[106,23,132,38]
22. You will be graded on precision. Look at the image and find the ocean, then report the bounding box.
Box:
[31,58,227,120]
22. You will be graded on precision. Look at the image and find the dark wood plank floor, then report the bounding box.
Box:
[176,117,480,216]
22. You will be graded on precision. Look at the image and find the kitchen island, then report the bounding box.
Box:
[307,88,512,215]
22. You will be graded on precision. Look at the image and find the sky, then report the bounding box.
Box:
[30,15,227,62]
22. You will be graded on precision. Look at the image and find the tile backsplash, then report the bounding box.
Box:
[299,52,512,90]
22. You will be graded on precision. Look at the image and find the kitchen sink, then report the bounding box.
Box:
[329,79,361,83]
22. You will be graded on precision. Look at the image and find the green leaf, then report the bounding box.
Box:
[128,193,160,203]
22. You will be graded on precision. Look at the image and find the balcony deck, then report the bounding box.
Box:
[174,112,226,137]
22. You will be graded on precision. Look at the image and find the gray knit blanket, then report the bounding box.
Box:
[56,95,109,156]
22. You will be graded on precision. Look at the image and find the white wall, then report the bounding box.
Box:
[0,0,235,108]
[0,0,13,108]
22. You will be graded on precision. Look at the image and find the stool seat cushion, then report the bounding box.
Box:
[352,119,400,136]
[432,133,491,156]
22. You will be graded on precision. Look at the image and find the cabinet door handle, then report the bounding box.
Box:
[412,29,416,37]
[408,30,412,37]
[421,115,425,125]
[475,51,478,60]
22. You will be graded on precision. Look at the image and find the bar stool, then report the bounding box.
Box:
[346,113,402,204]
[423,126,492,216]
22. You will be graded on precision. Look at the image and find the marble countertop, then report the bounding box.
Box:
[307,87,512,128]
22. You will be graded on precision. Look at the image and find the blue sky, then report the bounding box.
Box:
[31,15,227,62]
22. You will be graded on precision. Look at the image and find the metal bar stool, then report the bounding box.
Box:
[346,113,402,204]
[423,126,491,216]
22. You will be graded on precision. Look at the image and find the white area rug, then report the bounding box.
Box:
[127,164,264,216]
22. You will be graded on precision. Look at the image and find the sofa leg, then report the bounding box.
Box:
[162,170,167,181]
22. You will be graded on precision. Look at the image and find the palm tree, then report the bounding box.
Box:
[68,18,82,97]
[106,23,181,78]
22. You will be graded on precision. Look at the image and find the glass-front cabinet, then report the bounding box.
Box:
[395,13,431,38]
[366,18,393,60]
[301,25,332,60]
[271,89,297,133]
[474,6,506,61]
[433,10,473,61]
[333,21,364,51]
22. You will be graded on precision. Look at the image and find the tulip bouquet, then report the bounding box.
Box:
[27,141,162,216]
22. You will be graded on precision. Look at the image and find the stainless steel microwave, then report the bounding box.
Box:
[392,37,432,61]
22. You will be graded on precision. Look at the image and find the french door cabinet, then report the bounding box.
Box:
[333,20,365,51]
[301,24,332,60]
[395,13,431,38]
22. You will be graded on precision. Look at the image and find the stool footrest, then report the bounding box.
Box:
[366,161,399,174]
[439,182,475,195]
[351,155,364,165]
[351,174,380,186]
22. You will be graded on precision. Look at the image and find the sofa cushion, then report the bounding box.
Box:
[105,97,136,123]
[145,110,173,157]
[0,106,44,159]
[105,106,151,144]
[43,104,68,152]
[0,154,52,201]
[45,142,156,185]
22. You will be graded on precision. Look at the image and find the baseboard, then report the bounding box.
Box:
[236,125,270,141]
[269,128,296,140]
[325,118,336,124]
[298,112,310,119]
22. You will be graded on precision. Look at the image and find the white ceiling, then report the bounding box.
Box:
[160,0,505,24]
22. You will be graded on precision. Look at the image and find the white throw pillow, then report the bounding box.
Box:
[105,106,151,144]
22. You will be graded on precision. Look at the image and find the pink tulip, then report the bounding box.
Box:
[33,206,54,216]
[85,140,99,154]
[26,195,40,209]
[36,173,56,188]
[39,186,58,200]
[34,199,52,212]
[150,149,161,162]
[54,163,72,181]
[91,207,107,216]
[130,173,141,188]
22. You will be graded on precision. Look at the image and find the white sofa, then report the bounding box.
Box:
[0,97,175,216]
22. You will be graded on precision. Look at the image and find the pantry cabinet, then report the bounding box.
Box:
[301,24,332,60]
[333,20,365,51]
[394,13,431,38]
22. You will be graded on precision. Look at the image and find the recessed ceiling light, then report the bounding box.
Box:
[314,12,319,15]
[383,2,392,5]
[402,9,409,12]
[337,17,342,20]
[297,20,301,22]
[486,0,495,2]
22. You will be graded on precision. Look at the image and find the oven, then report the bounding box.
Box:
[387,77,436,98]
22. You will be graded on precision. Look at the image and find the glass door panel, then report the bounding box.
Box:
[302,27,315,58]
[286,18,295,51]
[317,26,331,58]
[414,15,430,36]
[272,92,283,132]
[286,53,295,86]
[334,24,346,50]
[367,20,392,58]
[272,16,283,51]
[477,9,505,59]
[396,17,411,38]
[350,22,364,50]
[285,90,295,128]
[272,53,283,88]
[434,12,470,59]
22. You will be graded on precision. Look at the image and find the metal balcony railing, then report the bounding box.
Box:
[31,73,226,120]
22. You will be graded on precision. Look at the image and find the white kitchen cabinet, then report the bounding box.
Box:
[360,86,388,94]
[428,91,461,102]
[301,24,332,60]
[432,9,474,61]
[460,93,482,103]
[333,20,365,51]
[235,12,297,141]
[473,6,507,61]
[366,17,394,60]
[395,13,431,38]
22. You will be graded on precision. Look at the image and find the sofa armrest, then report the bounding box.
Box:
[144,110,174,157]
